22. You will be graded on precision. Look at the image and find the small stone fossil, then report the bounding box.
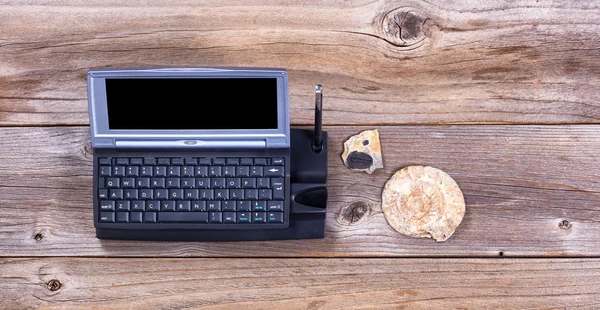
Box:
[341,129,383,174]
[381,166,465,241]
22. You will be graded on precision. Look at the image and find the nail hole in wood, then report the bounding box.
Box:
[558,220,572,230]
[47,279,61,291]
[499,251,504,257]
[34,233,43,241]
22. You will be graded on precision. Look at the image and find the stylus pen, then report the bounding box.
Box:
[313,84,323,152]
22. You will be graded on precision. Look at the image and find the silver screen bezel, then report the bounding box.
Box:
[87,68,289,148]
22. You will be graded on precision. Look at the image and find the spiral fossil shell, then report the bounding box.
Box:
[381,166,465,241]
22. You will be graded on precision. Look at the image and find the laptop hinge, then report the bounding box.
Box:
[115,140,267,149]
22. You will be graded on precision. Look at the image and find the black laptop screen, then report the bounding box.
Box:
[105,78,278,130]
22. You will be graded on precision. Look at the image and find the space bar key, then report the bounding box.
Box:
[158,212,209,223]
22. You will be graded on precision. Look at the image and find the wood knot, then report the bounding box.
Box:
[34,233,43,241]
[382,7,432,47]
[558,220,572,230]
[47,279,61,291]
[340,201,370,225]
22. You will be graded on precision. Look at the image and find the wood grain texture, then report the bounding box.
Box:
[1,125,600,257]
[1,1,600,125]
[2,257,600,309]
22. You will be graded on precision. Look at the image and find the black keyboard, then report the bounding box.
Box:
[95,156,286,227]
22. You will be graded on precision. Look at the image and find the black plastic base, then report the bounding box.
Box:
[95,129,328,241]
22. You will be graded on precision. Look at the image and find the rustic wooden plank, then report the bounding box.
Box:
[2,257,600,309]
[1,2,600,125]
[1,125,600,257]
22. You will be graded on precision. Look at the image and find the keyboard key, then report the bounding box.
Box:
[192,201,206,211]
[109,189,123,199]
[264,166,284,177]
[116,200,130,211]
[166,178,180,188]
[144,212,157,223]
[272,158,284,165]
[253,212,266,223]
[181,178,195,188]
[185,158,198,165]
[130,158,143,165]
[130,212,143,223]
[254,158,268,165]
[210,212,223,223]
[207,201,221,211]
[200,189,214,200]
[184,189,199,200]
[215,189,229,200]
[144,158,156,165]
[196,178,209,189]
[245,189,258,200]
[106,178,120,188]
[157,158,170,165]
[223,166,235,177]
[161,201,176,211]
[257,178,270,189]
[177,201,191,212]
[151,178,166,188]
[238,212,251,223]
[146,201,160,211]
[212,178,226,189]
[209,166,222,177]
[98,189,108,199]
[169,189,184,200]
[223,212,236,223]
[124,189,138,199]
[230,189,244,200]
[273,183,285,200]
[140,166,153,177]
[113,166,125,177]
[99,212,115,223]
[98,177,106,189]
[99,157,111,165]
[117,212,129,223]
[259,189,272,200]
[137,178,150,188]
[99,200,115,211]
[252,201,267,212]
[154,166,167,177]
[240,158,253,165]
[154,189,168,200]
[213,158,226,165]
[199,158,211,165]
[126,166,139,177]
[131,201,145,211]
[159,212,208,223]
[241,178,256,188]
[250,166,263,177]
[140,189,153,199]
[168,166,180,177]
[116,158,129,165]
[121,178,135,188]
[236,166,250,177]
[226,158,240,165]
[99,166,111,176]
[268,201,284,212]
[222,201,236,211]
[226,178,241,188]
[182,166,194,177]
[195,166,209,177]
[237,201,251,212]
[268,212,284,223]
[171,158,184,165]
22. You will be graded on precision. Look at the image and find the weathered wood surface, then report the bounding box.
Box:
[1,1,600,126]
[1,125,599,257]
[2,257,600,309]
